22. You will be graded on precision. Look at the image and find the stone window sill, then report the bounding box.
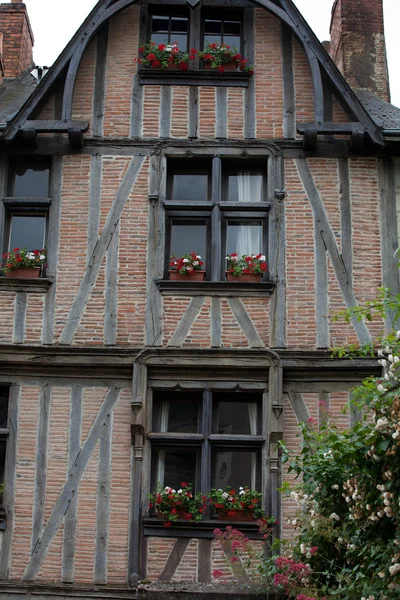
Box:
[139,69,251,87]
[143,517,262,539]
[156,280,275,298]
[0,277,52,293]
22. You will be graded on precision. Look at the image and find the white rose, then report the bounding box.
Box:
[259,255,266,261]
[177,489,182,494]
[27,252,36,260]
[196,255,201,259]
[183,258,189,263]
[222,492,228,498]
[39,254,45,260]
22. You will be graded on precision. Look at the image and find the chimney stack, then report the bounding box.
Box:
[0,1,34,78]
[329,0,390,103]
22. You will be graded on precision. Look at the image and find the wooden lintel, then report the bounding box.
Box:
[21,120,89,133]
[68,128,84,149]
[297,122,366,135]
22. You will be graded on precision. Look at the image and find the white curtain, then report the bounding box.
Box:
[237,172,262,203]
[156,402,169,485]
[248,404,257,487]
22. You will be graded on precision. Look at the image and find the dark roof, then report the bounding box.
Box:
[0,69,37,125]
[355,90,400,130]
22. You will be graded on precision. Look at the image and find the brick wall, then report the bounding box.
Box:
[329,0,390,101]
[0,1,33,78]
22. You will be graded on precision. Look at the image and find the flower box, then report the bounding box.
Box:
[204,61,237,71]
[226,272,262,283]
[217,508,254,521]
[4,267,41,278]
[169,270,205,281]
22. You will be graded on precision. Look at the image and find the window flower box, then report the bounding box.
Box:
[226,253,267,281]
[5,267,41,279]
[169,270,205,281]
[169,251,205,281]
[199,43,253,74]
[2,248,46,278]
[226,272,262,283]
[138,41,195,71]
[216,508,255,521]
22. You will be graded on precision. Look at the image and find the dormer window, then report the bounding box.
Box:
[150,7,190,52]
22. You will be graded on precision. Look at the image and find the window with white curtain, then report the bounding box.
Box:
[164,158,269,281]
[149,390,263,503]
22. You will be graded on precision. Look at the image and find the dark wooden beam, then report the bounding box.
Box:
[297,122,365,134]
[68,128,84,149]
[20,120,89,133]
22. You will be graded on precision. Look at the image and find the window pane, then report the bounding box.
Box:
[204,19,222,35]
[171,221,207,262]
[153,392,201,433]
[223,35,241,50]
[214,450,257,490]
[155,449,197,491]
[0,389,8,429]
[171,17,188,33]
[0,441,5,485]
[152,16,169,33]
[224,21,241,35]
[214,393,260,435]
[170,35,188,51]
[227,172,263,203]
[151,33,169,46]
[9,215,46,251]
[172,173,209,202]
[13,166,50,197]
[226,221,263,257]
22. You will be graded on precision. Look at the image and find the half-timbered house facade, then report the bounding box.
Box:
[0,0,399,596]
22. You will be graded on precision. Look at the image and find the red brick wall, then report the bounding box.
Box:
[0,2,34,78]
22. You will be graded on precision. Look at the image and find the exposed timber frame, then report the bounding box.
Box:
[1,0,383,148]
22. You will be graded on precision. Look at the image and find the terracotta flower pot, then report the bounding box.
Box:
[204,61,237,71]
[167,62,182,70]
[5,267,41,278]
[157,507,188,519]
[226,272,262,283]
[169,270,205,281]
[217,508,254,521]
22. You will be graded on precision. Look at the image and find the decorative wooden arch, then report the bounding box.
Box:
[3,0,384,147]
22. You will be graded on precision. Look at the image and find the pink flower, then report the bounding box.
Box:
[212,569,223,579]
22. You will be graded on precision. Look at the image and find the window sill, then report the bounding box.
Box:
[143,517,262,539]
[139,69,251,87]
[0,277,53,293]
[156,280,275,298]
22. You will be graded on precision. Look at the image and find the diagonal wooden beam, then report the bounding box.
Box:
[227,298,264,348]
[59,156,145,345]
[295,158,372,346]
[158,538,190,582]
[167,297,205,347]
[286,391,310,423]
[23,387,120,582]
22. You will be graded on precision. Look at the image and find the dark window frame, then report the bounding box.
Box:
[148,387,265,520]
[2,160,52,276]
[148,5,191,53]
[0,387,10,515]
[164,157,270,281]
[201,8,244,55]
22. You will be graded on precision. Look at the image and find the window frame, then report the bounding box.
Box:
[0,387,10,516]
[163,157,270,281]
[201,8,244,55]
[148,5,191,53]
[2,160,52,277]
[148,385,266,521]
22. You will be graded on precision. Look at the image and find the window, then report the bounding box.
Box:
[202,10,242,53]
[3,161,50,268]
[149,389,263,515]
[0,388,9,511]
[164,158,269,280]
[149,7,190,52]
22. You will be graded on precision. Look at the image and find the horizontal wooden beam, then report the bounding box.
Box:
[297,122,365,134]
[139,69,250,87]
[20,120,89,133]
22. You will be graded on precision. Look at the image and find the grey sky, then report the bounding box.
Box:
[21,0,400,108]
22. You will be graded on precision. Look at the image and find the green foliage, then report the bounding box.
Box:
[269,356,400,599]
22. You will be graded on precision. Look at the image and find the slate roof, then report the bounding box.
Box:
[0,69,37,125]
[355,90,400,130]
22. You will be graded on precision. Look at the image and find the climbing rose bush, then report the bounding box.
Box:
[270,337,400,599]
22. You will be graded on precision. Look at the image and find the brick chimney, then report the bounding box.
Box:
[0,0,34,78]
[329,0,390,103]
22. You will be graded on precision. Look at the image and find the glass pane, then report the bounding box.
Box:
[214,450,257,490]
[0,441,5,485]
[153,392,201,433]
[172,173,209,202]
[151,33,169,46]
[0,389,8,429]
[156,449,197,491]
[204,19,222,35]
[204,34,222,47]
[152,16,169,33]
[214,393,260,435]
[226,221,263,257]
[224,21,241,35]
[13,166,50,197]
[169,34,188,51]
[171,17,188,33]
[223,35,241,51]
[227,172,263,203]
[9,215,46,252]
[171,221,207,262]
